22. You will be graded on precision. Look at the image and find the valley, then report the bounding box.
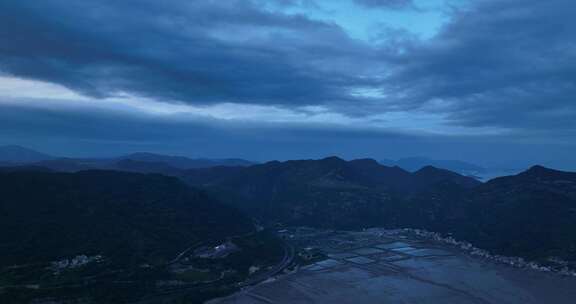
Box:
[2,151,576,303]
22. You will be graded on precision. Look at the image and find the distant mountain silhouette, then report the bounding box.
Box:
[113,158,182,175]
[30,158,102,172]
[413,165,482,189]
[0,147,256,174]
[182,156,481,228]
[183,156,480,194]
[380,157,486,175]
[0,145,53,163]
[119,152,255,169]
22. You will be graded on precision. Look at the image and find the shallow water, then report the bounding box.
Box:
[210,232,576,304]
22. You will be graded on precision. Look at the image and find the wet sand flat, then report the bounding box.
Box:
[210,230,576,304]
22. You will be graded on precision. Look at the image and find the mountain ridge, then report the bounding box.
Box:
[0,145,54,163]
[119,152,255,169]
[180,156,481,228]
[380,156,486,175]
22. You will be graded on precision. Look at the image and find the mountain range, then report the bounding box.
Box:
[181,157,481,228]
[118,152,254,169]
[5,154,574,263]
[0,146,255,172]
[0,145,53,164]
[2,146,576,302]
[380,157,487,175]
[1,146,491,175]
[180,158,576,262]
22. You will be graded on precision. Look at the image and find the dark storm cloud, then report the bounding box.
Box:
[385,0,576,131]
[353,0,415,10]
[1,0,576,136]
[0,0,379,107]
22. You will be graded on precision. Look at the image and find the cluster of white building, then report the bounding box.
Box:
[49,255,104,274]
[370,228,576,277]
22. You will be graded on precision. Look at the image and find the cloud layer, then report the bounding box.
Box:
[0,0,575,166]
[385,0,576,131]
[354,0,415,10]
[1,0,574,131]
[3,100,574,169]
[0,0,382,108]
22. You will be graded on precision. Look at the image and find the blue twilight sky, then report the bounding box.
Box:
[0,0,575,169]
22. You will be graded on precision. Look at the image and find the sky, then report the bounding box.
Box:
[0,0,575,169]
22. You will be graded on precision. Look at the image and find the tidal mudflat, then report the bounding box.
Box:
[210,228,576,304]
